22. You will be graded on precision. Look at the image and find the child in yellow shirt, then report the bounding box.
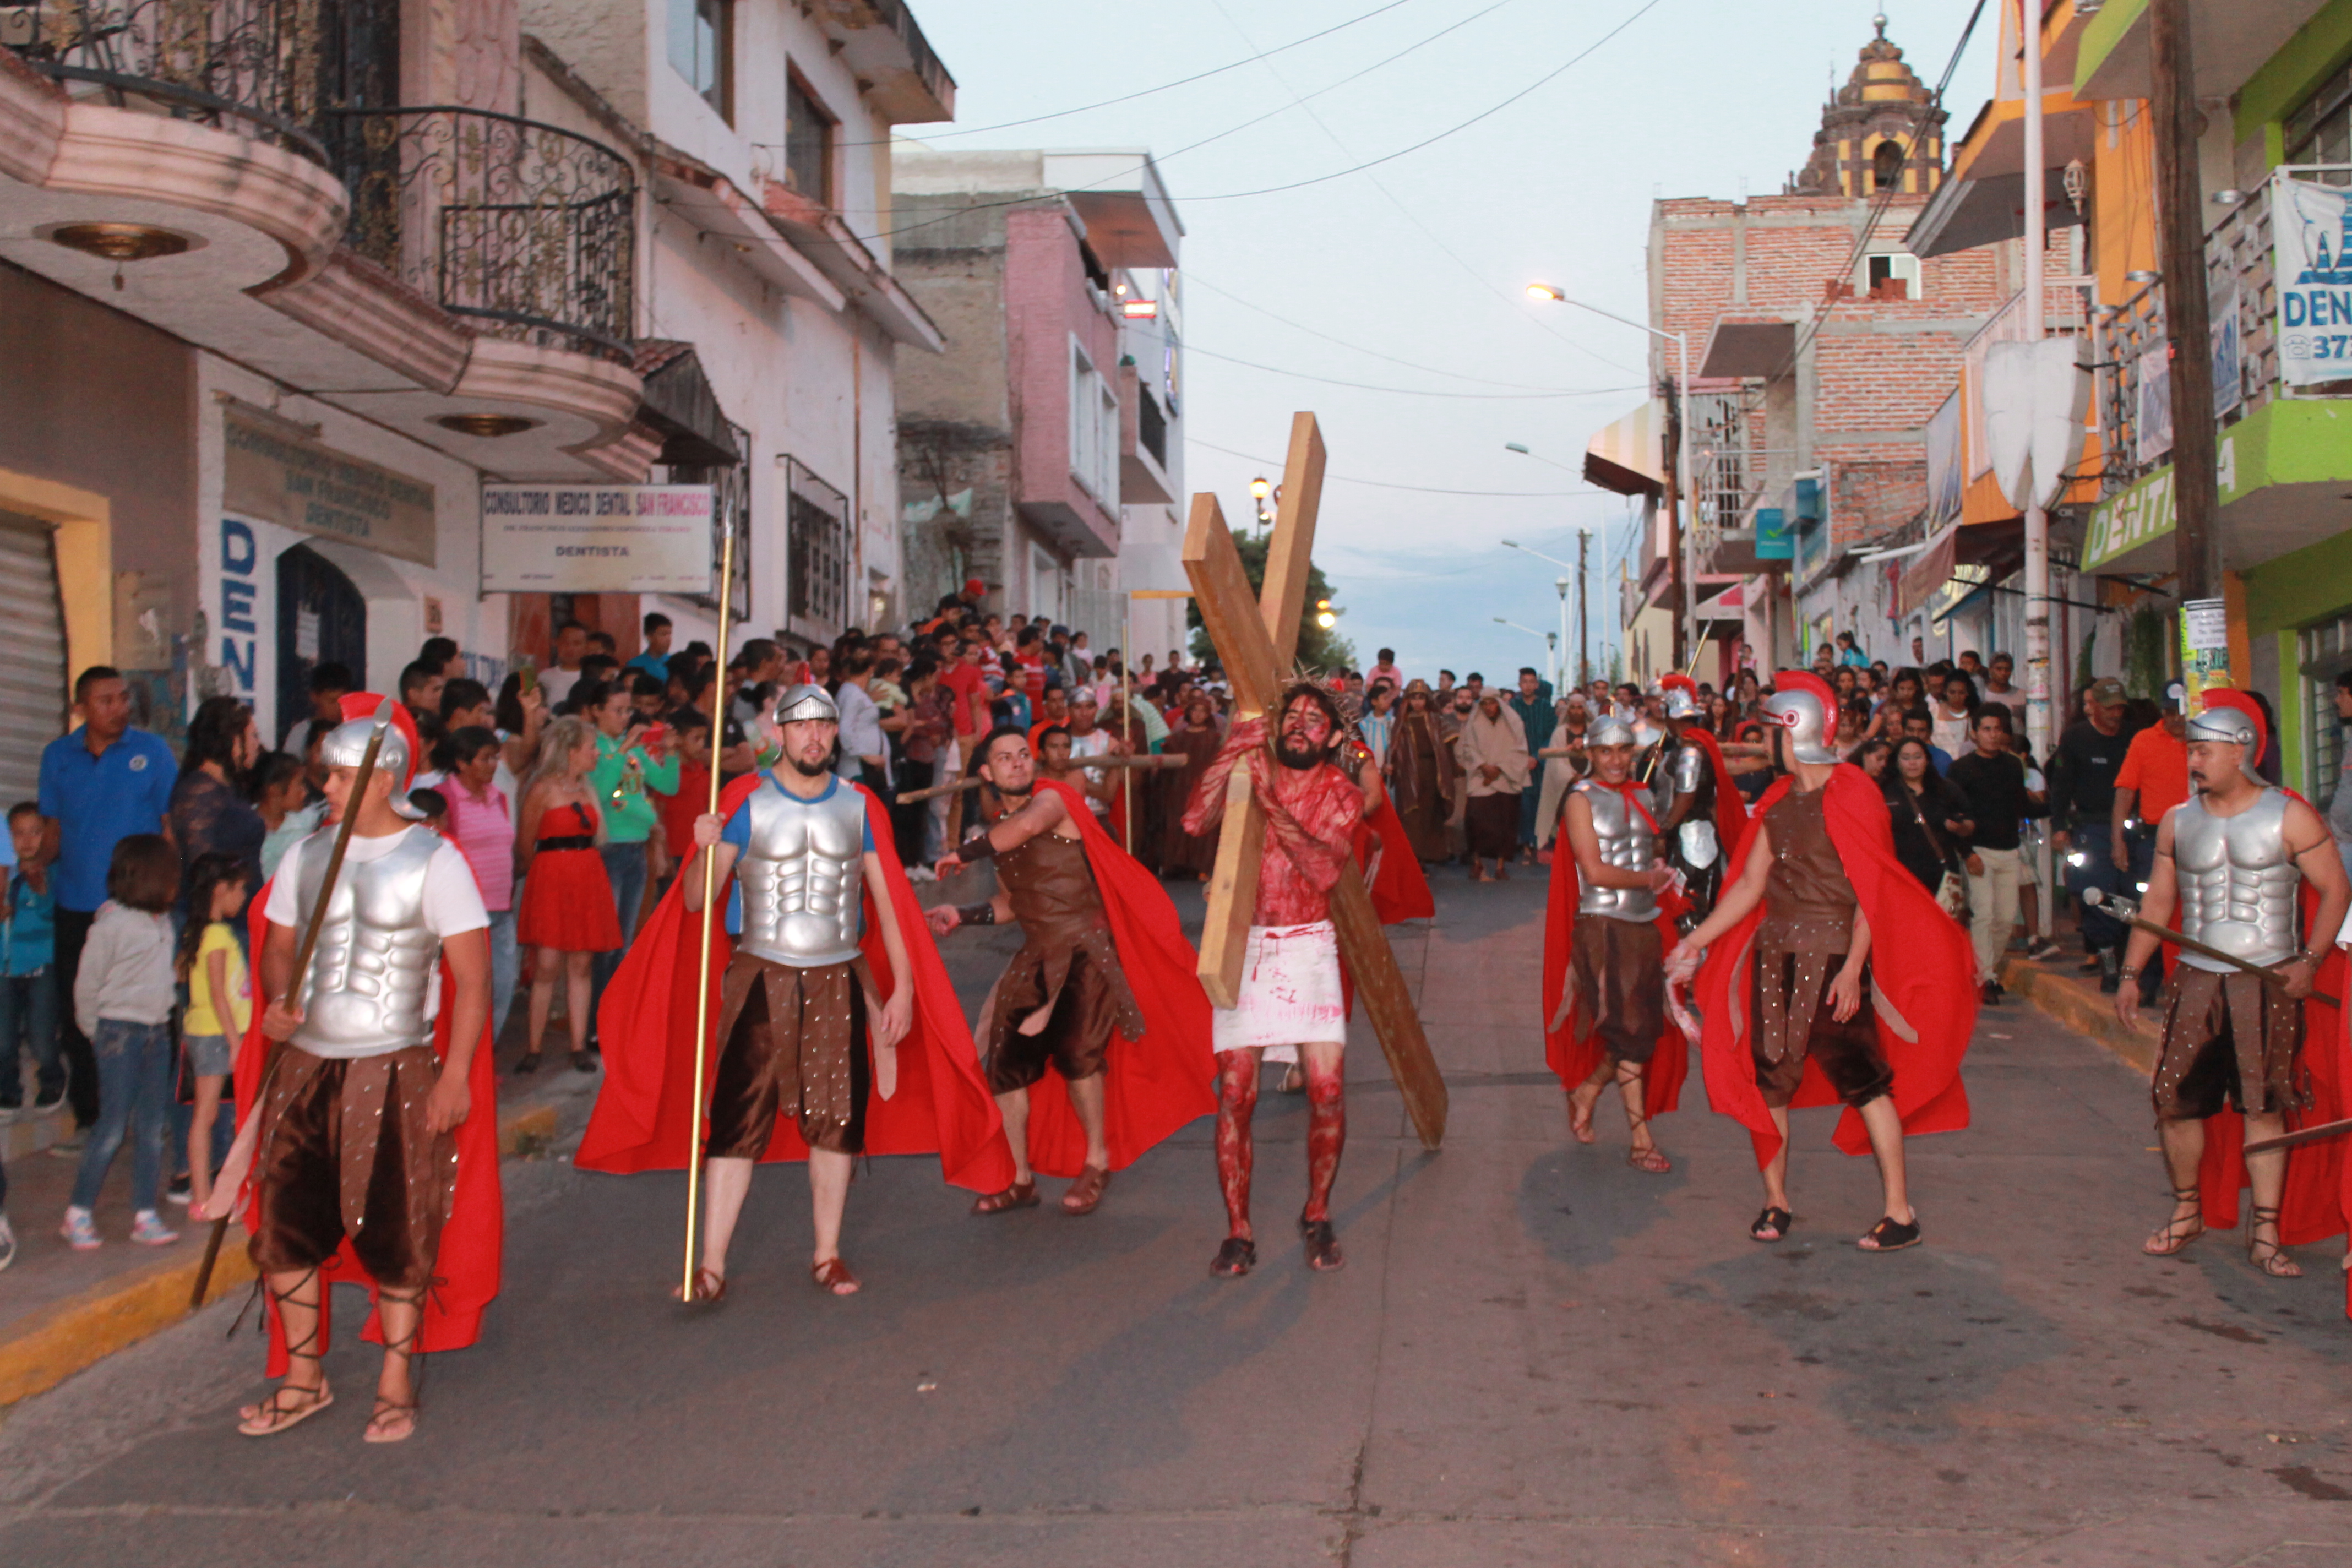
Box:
[177,853,252,1215]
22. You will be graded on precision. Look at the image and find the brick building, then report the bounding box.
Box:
[1593,18,2007,680]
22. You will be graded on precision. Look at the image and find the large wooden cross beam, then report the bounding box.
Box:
[1183,412,1449,1150]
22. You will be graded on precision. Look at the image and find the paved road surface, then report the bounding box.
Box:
[3,870,2349,1565]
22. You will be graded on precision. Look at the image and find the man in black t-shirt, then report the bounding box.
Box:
[2048,678,2132,989]
[1947,709,2039,1003]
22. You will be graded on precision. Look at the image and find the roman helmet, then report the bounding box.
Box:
[1759,669,1839,765]
[1658,673,1702,721]
[2186,688,2266,783]
[320,693,428,820]
[771,682,840,725]
[1587,714,1638,748]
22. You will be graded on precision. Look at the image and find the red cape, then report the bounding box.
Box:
[2172,792,2351,1299]
[576,778,1017,1193]
[1357,776,1435,924]
[230,869,504,1376]
[1540,782,1687,1117]
[1010,780,1215,1174]
[1695,767,1978,1167]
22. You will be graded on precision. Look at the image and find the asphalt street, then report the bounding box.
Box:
[2,868,2349,1566]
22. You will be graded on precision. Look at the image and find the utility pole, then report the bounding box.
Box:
[2021,0,2053,769]
[1576,530,1592,689]
[1663,383,1688,669]
[2150,0,2225,669]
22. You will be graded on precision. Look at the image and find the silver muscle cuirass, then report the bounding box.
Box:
[736,781,868,967]
[290,826,443,1059]
[2172,788,2301,972]
[1668,743,1720,869]
[1576,781,1659,923]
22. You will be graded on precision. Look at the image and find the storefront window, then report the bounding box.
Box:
[2299,613,2352,803]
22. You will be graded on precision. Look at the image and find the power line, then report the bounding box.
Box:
[1185,343,1642,399]
[1184,272,1600,391]
[1189,437,1598,496]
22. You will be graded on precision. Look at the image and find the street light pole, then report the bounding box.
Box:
[1526,285,1695,673]
[1575,531,1591,688]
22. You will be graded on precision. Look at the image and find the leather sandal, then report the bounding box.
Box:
[1858,1214,1923,1251]
[1061,1166,1110,1215]
[812,1256,860,1294]
[970,1178,1039,1215]
[1625,1141,1672,1174]
[2143,1185,2204,1257]
[1300,1217,1345,1272]
[2248,1205,2303,1278]
[1211,1237,1256,1277]
[1750,1206,1793,1243]
[237,1380,333,1438]
[363,1395,419,1445]
[670,1267,727,1305]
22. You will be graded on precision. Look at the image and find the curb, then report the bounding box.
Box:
[0,1097,565,1411]
[1997,955,2155,1076]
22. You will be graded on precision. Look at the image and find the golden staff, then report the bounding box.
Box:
[682,520,739,1302]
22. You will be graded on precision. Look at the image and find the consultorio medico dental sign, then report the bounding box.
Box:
[480,483,716,595]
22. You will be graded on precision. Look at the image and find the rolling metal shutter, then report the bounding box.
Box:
[0,517,68,809]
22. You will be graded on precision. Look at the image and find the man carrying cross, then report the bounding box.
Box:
[1181,683,1364,1276]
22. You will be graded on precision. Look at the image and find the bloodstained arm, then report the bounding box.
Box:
[1180,717,1264,835]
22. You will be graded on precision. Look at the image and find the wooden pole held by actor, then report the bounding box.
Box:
[682,522,741,1302]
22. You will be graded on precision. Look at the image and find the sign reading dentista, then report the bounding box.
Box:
[480,484,716,594]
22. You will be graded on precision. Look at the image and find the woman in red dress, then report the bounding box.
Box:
[515,715,621,1073]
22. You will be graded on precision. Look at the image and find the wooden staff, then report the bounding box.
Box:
[2083,888,2340,1009]
[681,520,740,1302]
[1638,642,1711,785]
[189,697,398,1310]
[896,750,1184,804]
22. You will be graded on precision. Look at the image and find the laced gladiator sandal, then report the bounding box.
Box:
[2143,1185,2204,1257]
[2247,1205,2303,1278]
[970,1177,1038,1215]
[812,1256,860,1294]
[1566,1087,1599,1145]
[1619,1069,1670,1173]
[1061,1166,1111,1216]
[1211,1237,1257,1277]
[1300,1217,1345,1272]
[670,1267,727,1305]
[239,1269,333,1438]
[1749,1206,1793,1244]
[1858,1214,1923,1252]
[363,1287,428,1444]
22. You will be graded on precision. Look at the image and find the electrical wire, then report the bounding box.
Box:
[1183,272,1602,391]
[1189,436,1596,496]
[1185,342,1642,399]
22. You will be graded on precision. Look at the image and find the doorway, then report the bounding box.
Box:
[277,543,367,746]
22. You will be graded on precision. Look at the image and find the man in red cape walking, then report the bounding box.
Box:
[2114,689,2350,1284]
[1654,672,1747,932]
[578,685,1014,1301]
[202,695,498,1445]
[929,727,1213,1216]
[1543,715,1687,1172]
[1667,671,1977,1251]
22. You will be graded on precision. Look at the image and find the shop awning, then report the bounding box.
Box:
[1698,318,1797,380]
[1583,400,1665,497]
[634,343,741,468]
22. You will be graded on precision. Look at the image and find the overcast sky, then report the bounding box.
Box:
[904,1,1999,686]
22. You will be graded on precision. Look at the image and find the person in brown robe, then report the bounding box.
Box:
[1387,682,1457,864]
[1158,694,1224,879]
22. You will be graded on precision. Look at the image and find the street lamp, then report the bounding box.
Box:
[1491,617,1559,681]
[1496,536,1577,693]
[1249,475,1275,529]
[1526,281,1696,669]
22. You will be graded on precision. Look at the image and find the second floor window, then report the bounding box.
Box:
[668,0,731,121]
[1069,341,1118,508]
[2288,59,2352,179]
[786,74,835,207]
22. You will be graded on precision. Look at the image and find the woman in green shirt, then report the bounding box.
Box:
[581,679,680,1041]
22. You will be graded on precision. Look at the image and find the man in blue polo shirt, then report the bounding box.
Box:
[38,667,175,1143]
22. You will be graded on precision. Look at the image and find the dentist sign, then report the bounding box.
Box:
[2274,174,2352,387]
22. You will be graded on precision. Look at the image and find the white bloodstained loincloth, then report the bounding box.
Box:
[1211,921,1345,1064]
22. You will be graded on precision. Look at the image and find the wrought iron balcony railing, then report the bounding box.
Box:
[327,107,636,362]
[2,0,382,164]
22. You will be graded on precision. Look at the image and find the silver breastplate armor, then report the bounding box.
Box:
[1576,781,1659,923]
[736,781,867,967]
[2173,789,2301,972]
[1668,741,1719,869]
[291,826,443,1059]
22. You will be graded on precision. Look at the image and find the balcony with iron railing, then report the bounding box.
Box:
[1687,442,1794,568]
[326,107,636,362]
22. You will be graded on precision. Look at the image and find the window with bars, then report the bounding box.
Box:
[2300,612,2352,804]
[786,458,850,631]
[784,72,834,207]
[2286,58,2352,179]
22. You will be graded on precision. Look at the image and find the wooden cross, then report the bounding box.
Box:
[1183,412,1449,1150]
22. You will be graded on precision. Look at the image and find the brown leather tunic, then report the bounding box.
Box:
[1750,783,1877,1086]
[1758,786,1857,955]
[983,829,1144,1088]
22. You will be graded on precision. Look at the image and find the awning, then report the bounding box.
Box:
[1582,400,1665,497]
[1698,318,1796,380]
[634,343,741,468]
[1907,170,2083,259]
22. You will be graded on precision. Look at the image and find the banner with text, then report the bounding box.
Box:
[481,484,715,594]
[2272,175,2352,387]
